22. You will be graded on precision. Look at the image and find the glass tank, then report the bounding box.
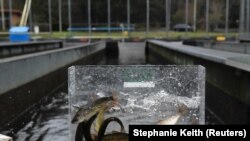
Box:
[68,65,205,141]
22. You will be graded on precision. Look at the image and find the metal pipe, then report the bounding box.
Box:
[146,0,150,38]
[166,0,172,37]
[168,0,171,32]
[88,0,92,43]
[20,0,31,26]
[68,0,72,30]
[107,0,111,35]
[225,0,229,36]
[193,0,197,32]
[9,0,12,27]
[25,0,32,26]
[165,0,169,37]
[58,0,62,32]
[0,0,5,30]
[239,0,245,35]
[48,0,52,32]
[185,0,189,36]
[20,0,28,26]
[29,5,32,31]
[206,0,209,36]
[246,0,250,32]
[127,0,130,36]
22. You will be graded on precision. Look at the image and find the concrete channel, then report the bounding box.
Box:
[1,39,249,129]
[0,41,106,126]
[0,41,146,140]
[146,40,250,124]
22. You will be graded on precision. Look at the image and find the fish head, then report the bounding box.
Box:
[71,107,91,124]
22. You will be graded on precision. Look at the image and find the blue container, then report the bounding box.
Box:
[9,26,30,42]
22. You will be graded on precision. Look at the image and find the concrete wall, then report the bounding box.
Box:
[146,41,250,124]
[0,41,63,58]
[0,42,106,126]
[0,42,105,95]
[203,42,250,54]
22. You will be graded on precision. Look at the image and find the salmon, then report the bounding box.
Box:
[157,104,188,125]
[72,93,119,124]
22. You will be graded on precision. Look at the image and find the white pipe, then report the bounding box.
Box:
[20,0,32,26]
[20,0,28,26]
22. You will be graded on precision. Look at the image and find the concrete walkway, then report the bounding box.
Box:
[149,40,250,72]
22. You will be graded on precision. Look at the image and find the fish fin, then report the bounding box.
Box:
[111,91,119,102]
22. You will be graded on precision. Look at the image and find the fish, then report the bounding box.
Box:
[91,91,118,106]
[93,92,126,133]
[72,101,113,124]
[157,104,188,125]
[72,92,120,124]
[91,96,116,107]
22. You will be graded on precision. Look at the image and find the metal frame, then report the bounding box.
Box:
[146,0,150,38]
[68,0,72,30]
[185,0,189,36]
[48,0,52,32]
[127,0,130,36]
[9,0,241,39]
[88,0,92,42]
[1,0,6,30]
[108,0,111,35]
[206,0,209,35]
[58,0,62,32]
[9,0,13,28]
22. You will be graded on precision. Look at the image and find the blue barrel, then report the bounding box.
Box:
[9,26,30,42]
